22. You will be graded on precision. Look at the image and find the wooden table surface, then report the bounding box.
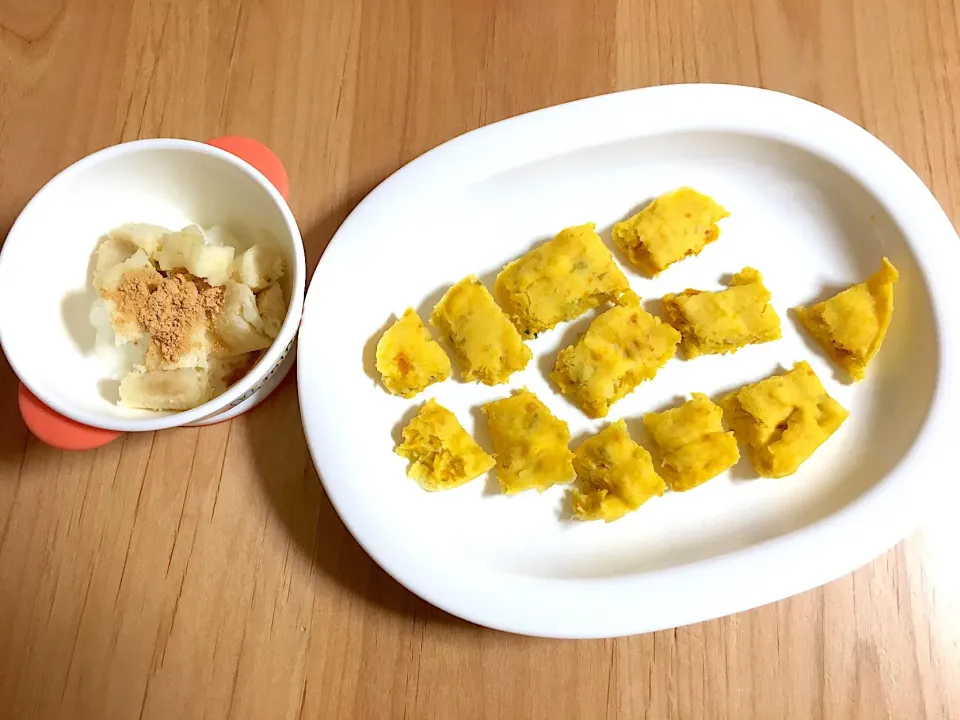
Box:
[2,0,960,717]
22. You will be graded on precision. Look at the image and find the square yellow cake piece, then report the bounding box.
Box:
[482,389,574,494]
[376,308,451,398]
[571,419,666,522]
[395,400,494,491]
[612,187,729,276]
[720,361,849,478]
[551,298,681,418]
[643,393,740,491]
[662,267,781,359]
[495,223,632,337]
[795,258,899,381]
[430,276,532,385]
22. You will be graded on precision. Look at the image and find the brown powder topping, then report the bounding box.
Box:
[109,271,224,364]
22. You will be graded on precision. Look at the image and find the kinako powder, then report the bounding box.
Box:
[107,271,224,364]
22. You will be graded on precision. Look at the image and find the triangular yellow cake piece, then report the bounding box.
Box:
[795,258,898,381]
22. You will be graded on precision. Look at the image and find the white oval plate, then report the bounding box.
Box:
[297,85,960,638]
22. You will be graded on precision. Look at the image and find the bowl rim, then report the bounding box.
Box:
[0,138,306,432]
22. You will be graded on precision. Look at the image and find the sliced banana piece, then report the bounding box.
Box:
[101,298,143,345]
[154,226,204,271]
[202,225,241,247]
[90,299,148,373]
[186,244,235,286]
[256,283,286,338]
[109,223,169,256]
[95,236,138,273]
[232,244,284,291]
[93,250,161,344]
[215,281,272,355]
[119,367,210,410]
[207,353,258,396]
[145,324,212,370]
[94,249,159,294]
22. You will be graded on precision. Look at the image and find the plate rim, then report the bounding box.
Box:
[297,83,960,638]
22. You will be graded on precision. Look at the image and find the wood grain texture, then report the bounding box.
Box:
[2,0,959,717]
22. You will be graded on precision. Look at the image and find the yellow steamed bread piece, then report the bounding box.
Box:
[661,267,781,359]
[482,389,575,494]
[376,308,451,398]
[395,399,495,491]
[551,294,680,418]
[430,276,532,385]
[721,361,848,478]
[495,222,632,338]
[571,419,666,522]
[643,393,740,491]
[794,258,898,381]
[613,187,729,276]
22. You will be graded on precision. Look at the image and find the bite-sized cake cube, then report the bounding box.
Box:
[215,281,273,355]
[794,258,898,381]
[395,400,495,491]
[720,361,849,478]
[145,324,212,371]
[482,389,574,494]
[232,243,285,291]
[108,223,168,257]
[94,248,160,295]
[571,419,666,522]
[187,243,235,287]
[430,276,532,385]
[119,367,210,411]
[257,283,286,339]
[93,249,163,344]
[95,235,138,273]
[551,297,680,418]
[643,393,740,491]
[207,354,259,397]
[495,223,632,337]
[661,267,781,359]
[376,308,451,398]
[613,187,729,276]
[153,226,205,272]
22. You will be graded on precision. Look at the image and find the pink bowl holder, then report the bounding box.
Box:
[18,137,291,451]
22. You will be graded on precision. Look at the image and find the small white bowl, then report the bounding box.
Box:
[0,138,305,446]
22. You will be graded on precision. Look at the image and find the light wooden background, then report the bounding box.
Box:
[2,0,959,718]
